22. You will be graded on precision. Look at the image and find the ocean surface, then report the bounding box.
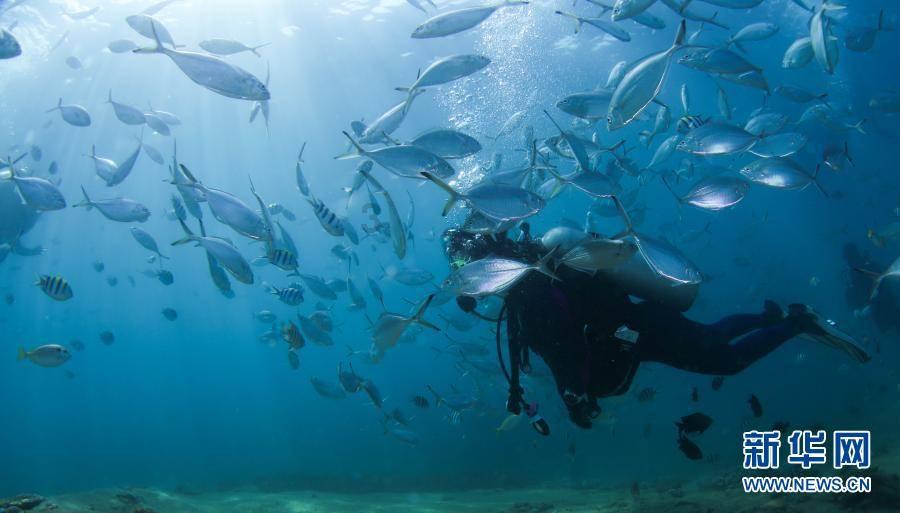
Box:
[1,0,898,511]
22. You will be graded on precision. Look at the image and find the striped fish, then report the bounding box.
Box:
[447,410,462,425]
[307,196,344,237]
[37,275,73,301]
[170,194,187,221]
[271,285,304,306]
[677,115,707,134]
[268,248,298,271]
[281,321,305,350]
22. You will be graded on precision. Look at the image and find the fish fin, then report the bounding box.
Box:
[135,20,164,53]
[45,98,62,113]
[297,141,307,162]
[250,42,271,57]
[810,164,828,197]
[73,185,92,210]
[851,118,867,135]
[107,89,113,104]
[610,194,635,237]
[661,175,684,204]
[673,19,687,47]
[543,109,565,135]
[413,294,439,331]
[419,172,460,217]
[535,247,561,282]
[178,163,199,184]
[554,11,583,33]
[17,346,27,361]
[843,141,854,167]
[853,267,880,279]
[171,233,198,246]
[338,131,365,160]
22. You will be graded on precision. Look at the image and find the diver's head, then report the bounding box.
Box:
[442,228,495,270]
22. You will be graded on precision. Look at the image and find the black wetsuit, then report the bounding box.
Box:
[503,264,804,427]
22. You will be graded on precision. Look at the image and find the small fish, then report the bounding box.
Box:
[711,376,724,390]
[307,196,344,237]
[691,387,699,402]
[782,37,814,68]
[270,284,304,306]
[411,395,430,409]
[155,269,174,285]
[676,412,713,435]
[371,295,439,356]
[421,172,544,223]
[254,310,277,323]
[496,413,524,432]
[131,227,168,260]
[100,331,115,345]
[75,187,151,223]
[411,1,529,39]
[362,379,383,409]
[663,175,749,211]
[47,98,91,127]
[294,143,310,196]
[267,248,298,272]
[445,254,557,297]
[281,321,305,350]
[162,307,178,321]
[36,275,73,301]
[108,39,139,53]
[748,394,763,417]
[65,56,82,70]
[198,39,270,57]
[17,344,70,367]
[677,434,703,460]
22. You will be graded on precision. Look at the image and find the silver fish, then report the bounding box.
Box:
[298,274,338,301]
[105,140,142,186]
[663,175,749,210]
[372,295,439,354]
[411,1,529,39]
[131,227,168,259]
[740,158,825,193]
[611,0,656,21]
[421,172,543,222]
[748,132,808,158]
[677,122,758,156]
[401,54,490,92]
[199,39,270,57]
[172,233,254,284]
[294,142,310,196]
[307,196,344,237]
[559,238,637,272]
[608,20,686,131]
[75,187,150,222]
[47,98,91,127]
[108,39,139,53]
[782,37,814,68]
[556,10,631,42]
[2,162,65,211]
[556,90,613,121]
[106,90,145,125]
[410,129,481,159]
[133,20,269,101]
[445,254,556,297]
[18,344,70,367]
[341,132,454,179]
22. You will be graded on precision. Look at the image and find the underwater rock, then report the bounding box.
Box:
[0,495,45,511]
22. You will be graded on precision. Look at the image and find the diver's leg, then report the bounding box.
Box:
[636,301,802,375]
[706,300,783,340]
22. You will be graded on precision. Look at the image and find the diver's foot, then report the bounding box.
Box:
[762,300,784,325]
[568,410,593,430]
[788,304,871,363]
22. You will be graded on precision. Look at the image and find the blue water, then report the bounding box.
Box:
[1,0,898,501]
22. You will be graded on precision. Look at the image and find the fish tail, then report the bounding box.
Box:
[337,131,365,160]
[250,42,271,57]
[810,164,828,197]
[535,247,561,282]
[107,89,113,103]
[73,185,93,209]
[673,19,687,48]
[426,385,443,406]
[413,294,439,331]
[852,119,867,135]
[45,98,62,113]
[843,141,854,167]
[554,11,582,34]
[17,346,27,362]
[419,172,460,217]
[135,21,164,53]
[610,194,635,238]
[661,175,684,204]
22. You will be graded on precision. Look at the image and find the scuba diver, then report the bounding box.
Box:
[443,225,871,431]
[843,242,900,334]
